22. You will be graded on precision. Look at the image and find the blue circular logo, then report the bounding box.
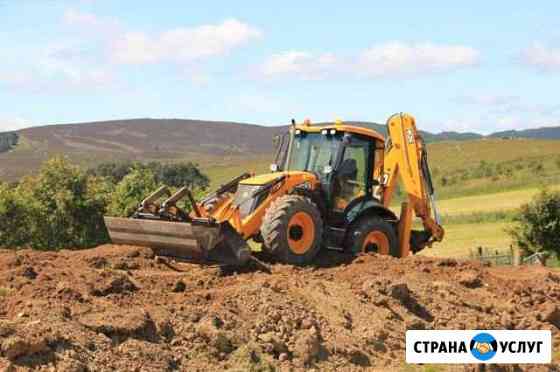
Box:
[470,333,497,361]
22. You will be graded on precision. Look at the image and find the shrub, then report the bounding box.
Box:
[0,157,111,250]
[508,189,560,256]
[0,183,31,247]
[534,163,544,174]
[107,167,159,217]
[88,161,135,183]
[90,161,210,190]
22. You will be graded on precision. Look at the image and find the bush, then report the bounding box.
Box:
[1,157,212,250]
[0,157,112,250]
[89,161,210,190]
[0,183,31,246]
[107,167,159,217]
[508,189,560,256]
[88,161,135,183]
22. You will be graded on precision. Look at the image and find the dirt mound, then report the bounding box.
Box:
[0,245,558,371]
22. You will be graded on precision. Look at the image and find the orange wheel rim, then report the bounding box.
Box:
[287,211,315,254]
[362,231,390,254]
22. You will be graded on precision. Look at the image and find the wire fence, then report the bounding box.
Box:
[467,246,556,267]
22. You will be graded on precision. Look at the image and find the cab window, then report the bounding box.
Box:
[332,136,371,211]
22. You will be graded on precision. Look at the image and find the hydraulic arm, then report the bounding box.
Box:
[381,113,445,255]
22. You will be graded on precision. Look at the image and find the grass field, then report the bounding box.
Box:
[437,185,560,217]
[203,151,560,257]
[422,221,512,258]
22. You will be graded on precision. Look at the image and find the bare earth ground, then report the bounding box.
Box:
[0,245,559,371]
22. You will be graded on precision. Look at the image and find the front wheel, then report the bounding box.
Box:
[346,217,399,257]
[261,195,323,265]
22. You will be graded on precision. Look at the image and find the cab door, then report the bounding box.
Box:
[329,134,374,226]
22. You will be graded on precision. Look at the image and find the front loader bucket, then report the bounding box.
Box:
[104,217,251,265]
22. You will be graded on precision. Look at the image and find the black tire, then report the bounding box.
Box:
[346,217,399,257]
[261,195,323,265]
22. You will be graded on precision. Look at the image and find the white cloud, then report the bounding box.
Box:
[453,92,560,132]
[519,42,560,71]
[63,9,121,36]
[260,51,339,79]
[0,117,31,132]
[111,19,262,64]
[459,94,521,107]
[358,42,479,78]
[0,44,115,94]
[259,42,479,80]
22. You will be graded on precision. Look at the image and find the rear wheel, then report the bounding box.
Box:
[347,217,399,257]
[261,195,323,265]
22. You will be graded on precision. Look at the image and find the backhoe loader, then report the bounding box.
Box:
[104,113,444,265]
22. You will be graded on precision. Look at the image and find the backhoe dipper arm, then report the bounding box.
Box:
[381,113,444,253]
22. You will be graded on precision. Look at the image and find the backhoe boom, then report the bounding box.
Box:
[381,113,445,256]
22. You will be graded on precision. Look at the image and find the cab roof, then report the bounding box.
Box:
[294,123,385,142]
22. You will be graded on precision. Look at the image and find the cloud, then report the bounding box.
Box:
[459,93,560,116]
[458,94,521,107]
[358,42,479,78]
[519,42,560,72]
[0,117,31,132]
[454,93,560,132]
[259,42,479,80]
[0,44,115,94]
[111,19,262,64]
[260,51,339,79]
[63,9,121,36]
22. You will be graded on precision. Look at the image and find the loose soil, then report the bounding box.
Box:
[0,245,558,371]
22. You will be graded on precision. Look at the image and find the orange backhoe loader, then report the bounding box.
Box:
[104,113,444,265]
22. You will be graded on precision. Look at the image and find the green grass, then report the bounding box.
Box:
[421,221,512,258]
[201,153,559,260]
[202,158,270,190]
[439,210,516,225]
[436,186,560,216]
[428,139,560,171]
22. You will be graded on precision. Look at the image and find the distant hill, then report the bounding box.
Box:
[489,126,560,140]
[16,118,285,156]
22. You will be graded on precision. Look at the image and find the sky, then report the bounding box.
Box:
[1,0,560,134]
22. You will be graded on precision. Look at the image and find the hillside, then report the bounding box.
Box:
[490,125,560,139]
[1,118,560,185]
[0,119,285,181]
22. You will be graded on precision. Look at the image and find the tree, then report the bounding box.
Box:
[107,167,159,217]
[0,157,112,250]
[89,161,210,190]
[508,189,560,257]
[87,161,135,183]
[0,182,31,247]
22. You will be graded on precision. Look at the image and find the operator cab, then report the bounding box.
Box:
[272,121,386,228]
